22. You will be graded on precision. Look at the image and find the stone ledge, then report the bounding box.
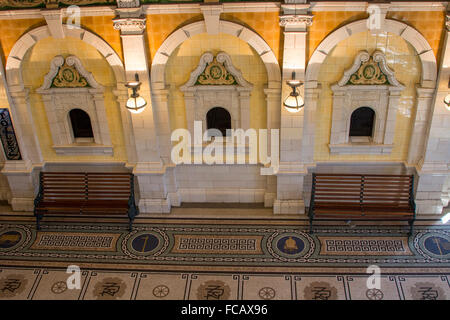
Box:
[273,199,305,215]
[53,145,113,156]
[329,143,393,155]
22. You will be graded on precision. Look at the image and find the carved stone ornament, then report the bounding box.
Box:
[338,50,402,87]
[181,52,252,89]
[196,57,237,85]
[279,14,313,27]
[116,0,139,8]
[39,55,101,90]
[52,62,88,88]
[180,51,253,135]
[35,55,112,155]
[112,18,146,33]
[0,0,113,9]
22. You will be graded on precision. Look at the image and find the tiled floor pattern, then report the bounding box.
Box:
[0,215,449,300]
[1,218,449,270]
[0,267,448,300]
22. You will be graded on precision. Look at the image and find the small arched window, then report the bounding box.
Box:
[349,107,375,139]
[69,109,94,141]
[206,107,231,136]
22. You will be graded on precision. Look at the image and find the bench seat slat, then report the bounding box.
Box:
[34,172,138,231]
[309,173,416,235]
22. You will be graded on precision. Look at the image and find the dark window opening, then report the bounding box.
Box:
[349,107,375,137]
[206,107,231,137]
[69,109,94,139]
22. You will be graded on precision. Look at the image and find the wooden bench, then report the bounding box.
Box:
[34,172,139,231]
[308,173,416,235]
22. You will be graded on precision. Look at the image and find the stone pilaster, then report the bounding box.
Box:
[0,87,43,211]
[113,8,170,214]
[275,5,312,214]
[414,14,450,215]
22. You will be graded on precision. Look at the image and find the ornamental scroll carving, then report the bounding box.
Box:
[339,50,401,87]
[51,60,89,88]
[196,57,237,86]
[39,55,101,90]
[182,52,251,89]
[180,51,253,134]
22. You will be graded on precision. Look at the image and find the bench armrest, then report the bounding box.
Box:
[34,172,44,209]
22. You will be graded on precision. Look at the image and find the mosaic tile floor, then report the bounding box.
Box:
[0,215,449,300]
[0,267,449,300]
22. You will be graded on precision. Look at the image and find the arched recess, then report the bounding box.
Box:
[306,19,437,87]
[5,25,125,88]
[2,24,138,167]
[151,20,281,90]
[302,18,438,165]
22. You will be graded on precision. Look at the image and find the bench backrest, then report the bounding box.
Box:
[311,174,414,207]
[39,172,133,202]
[87,173,132,201]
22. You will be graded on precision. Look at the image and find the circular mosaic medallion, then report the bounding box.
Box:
[124,229,167,257]
[277,235,305,255]
[424,236,450,256]
[259,287,276,300]
[132,233,159,253]
[51,281,68,294]
[0,227,29,252]
[415,231,450,260]
[268,231,314,260]
[0,231,22,249]
[366,288,384,300]
[153,285,170,298]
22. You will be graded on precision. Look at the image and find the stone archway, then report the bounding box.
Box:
[5,25,125,88]
[306,19,437,87]
[151,20,281,90]
[302,18,438,165]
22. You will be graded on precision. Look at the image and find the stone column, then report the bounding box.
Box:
[274,5,312,214]
[407,87,435,164]
[1,86,43,211]
[264,88,281,208]
[113,7,170,213]
[414,15,450,215]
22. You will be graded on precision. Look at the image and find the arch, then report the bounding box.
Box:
[5,25,125,89]
[306,18,437,87]
[68,108,94,139]
[349,107,375,137]
[206,107,232,137]
[151,20,281,90]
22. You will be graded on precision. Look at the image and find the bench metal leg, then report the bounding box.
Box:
[408,219,415,237]
[309,215,314,234]
[128,218,134,232]
[36,214,42,231]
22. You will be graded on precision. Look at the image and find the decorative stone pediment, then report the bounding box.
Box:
[36,55,111,155]
[196,57,237,85]
[39,55,101,91]
[180,52,253,134]
[181,52,252,90]
[338,50,402,87]
[329,50,404,155]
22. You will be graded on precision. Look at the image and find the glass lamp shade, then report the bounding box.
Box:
[126,96,147,114]
[283,93,304,113]
[444,93,450,110]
